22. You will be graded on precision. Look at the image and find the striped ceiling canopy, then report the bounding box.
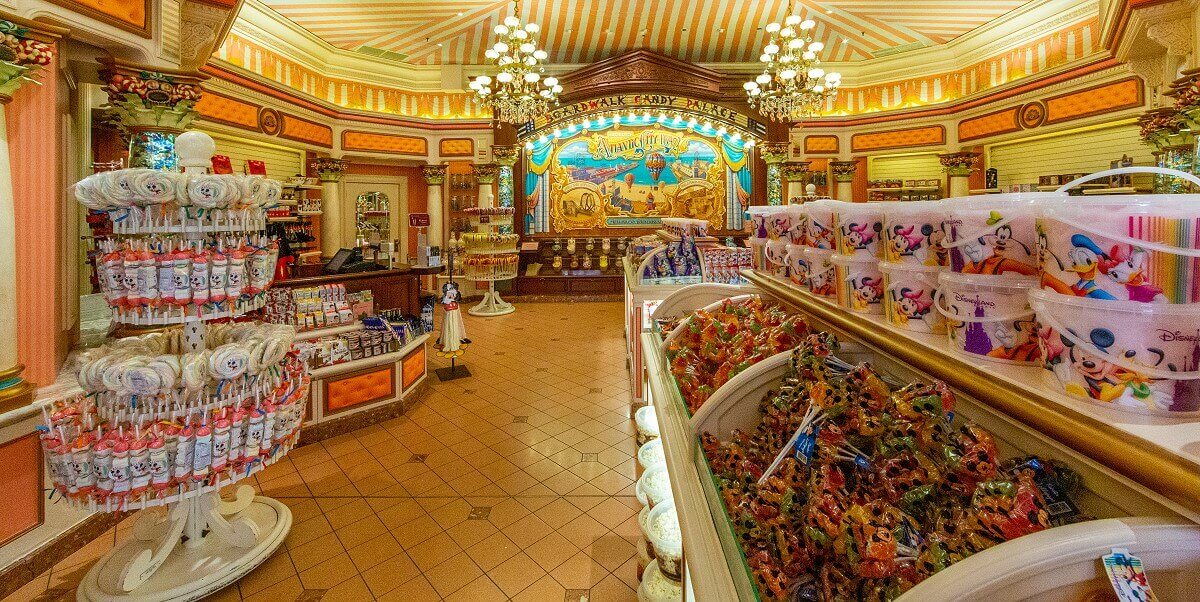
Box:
[258,0,1038,66]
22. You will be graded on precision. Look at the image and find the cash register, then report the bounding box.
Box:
[323,248,381,275]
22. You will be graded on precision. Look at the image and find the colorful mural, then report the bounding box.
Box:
[524,123,751,234]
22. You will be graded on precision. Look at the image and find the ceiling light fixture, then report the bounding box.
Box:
[743,1,841,122]
[469,0,561,124]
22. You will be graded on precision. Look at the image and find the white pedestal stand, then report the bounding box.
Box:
[469,280,514,316]
[74,131,295,601]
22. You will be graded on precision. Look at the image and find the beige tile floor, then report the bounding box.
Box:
[8,301,641,602]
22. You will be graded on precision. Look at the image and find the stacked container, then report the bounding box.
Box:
[831,200,885,314]
[878,200,948,333]
[1031,167,1200,415]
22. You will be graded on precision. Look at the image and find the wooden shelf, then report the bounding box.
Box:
[867,185,941,192]
[283,183,323,190]
[267,216,299,223]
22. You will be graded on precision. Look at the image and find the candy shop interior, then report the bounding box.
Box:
[3,1,1200,602]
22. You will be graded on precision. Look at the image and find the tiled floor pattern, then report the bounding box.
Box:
[8,302,641,601]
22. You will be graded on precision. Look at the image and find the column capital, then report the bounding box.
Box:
[492,144,520,167]
[938,151,981,177]
[758,142,789,165]
[471,162,499,184]
[830,159,858,183]
[0,18,59,102]
[781,161,811,182]
[422,163,448,185]
[99,58,208,133]
[311,157,348,183]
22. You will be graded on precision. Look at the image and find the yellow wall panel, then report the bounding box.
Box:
[987,123,1153,187]
[868,153,944,182]
[197,130,305,181]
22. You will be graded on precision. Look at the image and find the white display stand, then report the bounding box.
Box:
[463,205,517,317]
[469,279,515,317]
[76,132,295,602]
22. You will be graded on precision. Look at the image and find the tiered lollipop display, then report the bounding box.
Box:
[701,333,1080,601]
[461,200,517,316]
[58,132,304,602]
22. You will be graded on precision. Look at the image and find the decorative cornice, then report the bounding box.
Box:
[421,164,448,185]
[311,157,348,182]
[781,161,812,181]
[99,58,208,133]
[830,160,859,182]
[492,145,520,167]
[180,0,244,71]
[758,142,789,165]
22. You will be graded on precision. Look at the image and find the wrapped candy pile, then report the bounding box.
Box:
[665,298,808,413]
[702,333,1082,601]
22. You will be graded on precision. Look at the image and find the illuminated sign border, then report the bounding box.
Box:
[519,94,766,140]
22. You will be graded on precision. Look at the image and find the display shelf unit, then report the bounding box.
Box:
[462,212,518,317]
[643,277,1200,601]
[515,237,629,296]
[448,172,480,238]
[304,333,429,426]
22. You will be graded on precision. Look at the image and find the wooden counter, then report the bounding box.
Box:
[278,264,444,315]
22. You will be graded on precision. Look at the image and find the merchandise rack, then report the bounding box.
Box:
[643,273,1200,601]
[463,212,518,317]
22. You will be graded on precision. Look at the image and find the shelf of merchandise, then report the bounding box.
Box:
[305,333,429,426]
[643,275,1200,601]
[293,322,364,342]
[866,185,941,192]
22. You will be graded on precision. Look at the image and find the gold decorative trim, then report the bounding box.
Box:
[743,270,1200,518]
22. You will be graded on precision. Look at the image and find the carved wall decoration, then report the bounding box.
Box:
[438,138,474,157]
[258,108,282,136]
[851,125,945,152]
[557,50,725,101]
[1018,101,1047,129]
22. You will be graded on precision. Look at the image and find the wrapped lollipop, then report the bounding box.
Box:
[208,248,228,305]
[171,246,193,306]
[226,247,246,301]
[190,247,210,307]
[132,169,179,206]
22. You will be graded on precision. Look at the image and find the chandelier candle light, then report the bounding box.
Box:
[470,0,561,124]
[744,7,841,121]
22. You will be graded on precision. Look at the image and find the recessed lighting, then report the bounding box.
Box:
[457,11,463,16]
[437,43,443,47]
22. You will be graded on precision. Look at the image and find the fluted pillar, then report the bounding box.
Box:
[312,158,348,258]
[782,161,811,204]
[831,160,858,202]
[472,163,498,208]
[939,151,981,198]
[759,142,789,205]
[422,164,448,248]
[99,58,206,170]
[493,145,519,234]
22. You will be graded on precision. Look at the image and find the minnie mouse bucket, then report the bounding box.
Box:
[935,272,1040,365]
[834,201,884,259]
[880,262,945,333]
[746,205,772,241]
[1031,288,1200,415]
[1038,167,1200,304]
[831,253,884,314]
[884,201,949,267]
[942,194,1058,276]
[802,246,836,298]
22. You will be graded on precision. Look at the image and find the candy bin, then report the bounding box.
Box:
[935,272,1040,365]
[785,243,809,289]
[831,253,884,314]
[639,560,683,601]
[636,464,673,508]
[646,501,683,580]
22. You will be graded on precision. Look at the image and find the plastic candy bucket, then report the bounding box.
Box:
[1038,167,1200,303]
[746,205,772,239]
[802,247,836,297]
[749,239,766,271]
[884,200,949,266]
[942,193,1057,276]
[786,243,809,288]
[935,272,1040,365]
[786,204,807,246]
[764,206,792,241]
[834,201,884,259]
[804,199,838,250]
[831,253,884,314]
[880,262,945,333]
[1030,288,1200,415]
[764,240,789,278]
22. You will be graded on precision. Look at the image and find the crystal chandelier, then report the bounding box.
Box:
[469,0,561,124]
[744,8,841,122]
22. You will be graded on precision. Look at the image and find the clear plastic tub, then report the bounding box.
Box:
[637,438,665,472]
[883,200,948,266]
[833,200,884,259]
[935,271,1039,365]
[636,464,672,508]
[941,193,1055,275]
[646,500,683,580]
[831,253,884,314]
[634,405,660,445]
[879,261,944,333]
[638,559,682,601]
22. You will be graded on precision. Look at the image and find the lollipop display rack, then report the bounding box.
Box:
[462,206,517,316]
[50,131,307,602]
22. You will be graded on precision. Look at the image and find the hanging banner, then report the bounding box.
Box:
[521,94,767,138]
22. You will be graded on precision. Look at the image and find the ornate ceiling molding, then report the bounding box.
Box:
[179,0,244,71]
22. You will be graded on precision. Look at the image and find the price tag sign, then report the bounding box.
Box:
[409,213,430,227]
[479,215,491,224]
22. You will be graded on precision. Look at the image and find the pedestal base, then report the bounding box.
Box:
[78,494,291,602]
[468,287,514,317]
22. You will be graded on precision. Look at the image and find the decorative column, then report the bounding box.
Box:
[939,151,981,198]
[422,164,448,249]
[831,160,858,202]
[781,161,811,204]
[759,142,789,205]
[493,145,520,234]
[0,18,54,411]
[471,163,498,208]
[99,59,206,170]
[311,157,348,258]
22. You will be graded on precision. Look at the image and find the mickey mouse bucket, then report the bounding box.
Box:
[884,201,949,267]
[1031,288,1200,415]
[805,199,838,250]
[942,193,1059,276]
[831,253,884,314]
[935,272,1040,365]
[1038,167,1200,303]
[879,262,945,334]
[834,201,884,259]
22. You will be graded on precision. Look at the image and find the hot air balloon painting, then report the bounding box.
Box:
[645,153,665,181]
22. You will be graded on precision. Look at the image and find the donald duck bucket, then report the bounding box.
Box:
[804,199,838,250]
[1038,167,1200,304]
[879,262,945,334]
[831,253,884,314]
[942,193,1059,276]
[802,246,837,298]
[786,243,809,288]
[884,201,950,267]
[1031,288,1200,415]
[786,204,808,246]
[833,201,884,259]
[765,239,790,279]
[935,272,1040,365]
